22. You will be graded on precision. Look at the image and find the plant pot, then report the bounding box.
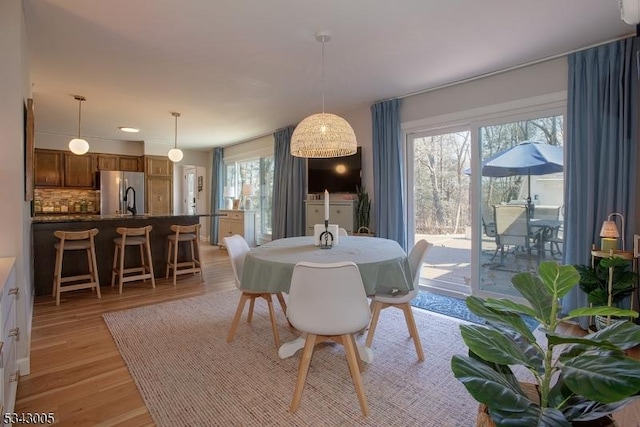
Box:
[476,382,616,426]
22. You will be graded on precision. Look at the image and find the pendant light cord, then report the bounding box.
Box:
[174,114,178,149]
[321,37,325,114]
[77,97,83,138]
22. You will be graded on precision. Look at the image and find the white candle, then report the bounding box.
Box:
[324,189,329,221]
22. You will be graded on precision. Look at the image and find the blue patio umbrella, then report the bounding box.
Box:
[464,140,563,203]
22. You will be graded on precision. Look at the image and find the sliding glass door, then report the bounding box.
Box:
[406,106,565,302]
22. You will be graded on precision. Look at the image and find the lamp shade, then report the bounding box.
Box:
[600,220,620,238]
[224,186,236,198]
[68,138,89,155]
[290,113,357,158]
[242,184,253,197]
[167,148,183,162]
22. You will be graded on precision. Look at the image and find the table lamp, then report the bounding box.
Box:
[223,186,235,210]
[600,212,625,253]
[242,184,253,210]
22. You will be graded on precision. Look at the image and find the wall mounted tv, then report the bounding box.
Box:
[307,147,362,194]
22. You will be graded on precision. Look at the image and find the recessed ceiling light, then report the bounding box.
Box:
[118,126,140,133]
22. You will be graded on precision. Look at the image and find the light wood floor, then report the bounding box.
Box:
[15,244,640,426]
[15,244,235,426]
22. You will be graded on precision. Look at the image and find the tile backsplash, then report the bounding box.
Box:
[34,188,100,214]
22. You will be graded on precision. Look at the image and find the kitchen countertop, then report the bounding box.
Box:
[32,213,209,224]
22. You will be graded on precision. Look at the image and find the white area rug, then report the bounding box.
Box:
[103,290,478,426]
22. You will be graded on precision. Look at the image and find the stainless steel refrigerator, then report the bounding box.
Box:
[99,171,145,215]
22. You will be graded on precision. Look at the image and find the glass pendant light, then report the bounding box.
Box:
[68,95,89,155]
[168,112,184,162]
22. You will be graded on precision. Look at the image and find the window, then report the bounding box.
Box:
[225,155,274,243]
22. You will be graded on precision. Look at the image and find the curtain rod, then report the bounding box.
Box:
[381,32,636,103]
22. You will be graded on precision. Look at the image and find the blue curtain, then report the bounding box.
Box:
[210,147,224,244]
[371,98,406,251]
[272,125,306,239]
[562,36,639,328]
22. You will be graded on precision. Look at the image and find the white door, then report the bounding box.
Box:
[183,167,196,215]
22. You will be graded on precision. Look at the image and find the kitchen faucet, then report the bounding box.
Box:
[124,186,137,215]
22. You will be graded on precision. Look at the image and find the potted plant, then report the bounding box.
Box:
[355,186,371,234]
[451,261,640,426]
[575,256,637,330]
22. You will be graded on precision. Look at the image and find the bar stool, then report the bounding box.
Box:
[52,228,101,306]
[166,223,203,286]
[111,226,156,294]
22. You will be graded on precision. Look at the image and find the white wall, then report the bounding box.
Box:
[0,0,33,375]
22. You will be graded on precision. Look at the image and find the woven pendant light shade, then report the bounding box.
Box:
[291,112,357,158]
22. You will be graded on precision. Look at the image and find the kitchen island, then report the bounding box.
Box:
[32,214,206,296]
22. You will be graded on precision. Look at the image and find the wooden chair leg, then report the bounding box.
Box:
[401,303,424,361]
[265,295,281,348]
[54,248,63,306]
[227,293,250,343]
[343,332,369,417]
[350,333,365,373]
[247,297,255,323]
[138,244,146,282]
[276,292,287,314]
[365,301,383,348]
[290,334,317,413]
[172,239,178,287]
[195,238,203,282]
[118,243,126,295]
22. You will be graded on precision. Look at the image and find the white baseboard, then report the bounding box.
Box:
[17,356,30,376]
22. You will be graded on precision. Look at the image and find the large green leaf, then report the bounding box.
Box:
[545,332,619,351]
[466,296,535,342]
[460,325,543,370]
[585,320,640,350]
[538,261,579,299]
[451,355,534,411]
[562,355,640,403]
[511,273,553,322]
[566,306,638,319]
[469,350,520,391]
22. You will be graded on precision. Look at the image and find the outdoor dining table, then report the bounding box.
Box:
[240,235,413,362]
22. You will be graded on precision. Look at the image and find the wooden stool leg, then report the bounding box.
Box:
[138,244,146,283]
[189,240,196,274]
[55,247,63,306]
[118,243,126,295]
[111,245,118,288]
[166,240,173,279]
[145,239,155,288]
[195,237,203,282]
[52,247,61,298]
[172,239,178,287]
[90,243,101,300]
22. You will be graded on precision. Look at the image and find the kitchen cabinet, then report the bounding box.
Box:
[64,153,94,187]
[97,154,142,172]
[146,156,172,176]
[34,149,63,187]
[119,156,141,172]
[305,200,356,236]
[96,154,118,171]
[146,176,172,215]
[218,210,255,247]
[0,257,19,416]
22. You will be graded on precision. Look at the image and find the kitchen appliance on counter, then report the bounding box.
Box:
[99,171,145,215]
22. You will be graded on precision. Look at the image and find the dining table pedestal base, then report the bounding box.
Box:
[278,334,374,363]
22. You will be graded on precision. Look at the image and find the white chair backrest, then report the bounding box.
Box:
[287,262,370,336]
[338,228,348,237]
[223,234,250,288]
[408,239,433,291]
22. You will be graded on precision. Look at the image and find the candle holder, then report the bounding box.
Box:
[319,220,334,249]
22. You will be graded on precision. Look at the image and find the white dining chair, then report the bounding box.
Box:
[287,261,371,416]
[224,234,287,348]
[365,239,433,361]
[338,227,348,237]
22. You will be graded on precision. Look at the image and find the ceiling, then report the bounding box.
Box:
[24,0,635,152]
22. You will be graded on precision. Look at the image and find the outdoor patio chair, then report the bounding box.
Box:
[493,204,541,264]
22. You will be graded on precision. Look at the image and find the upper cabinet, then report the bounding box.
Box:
[35,149,144,189]
[64,153,94,187]
[145,156,172,176]
[97,154,142,172]
[34,149,63,187]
